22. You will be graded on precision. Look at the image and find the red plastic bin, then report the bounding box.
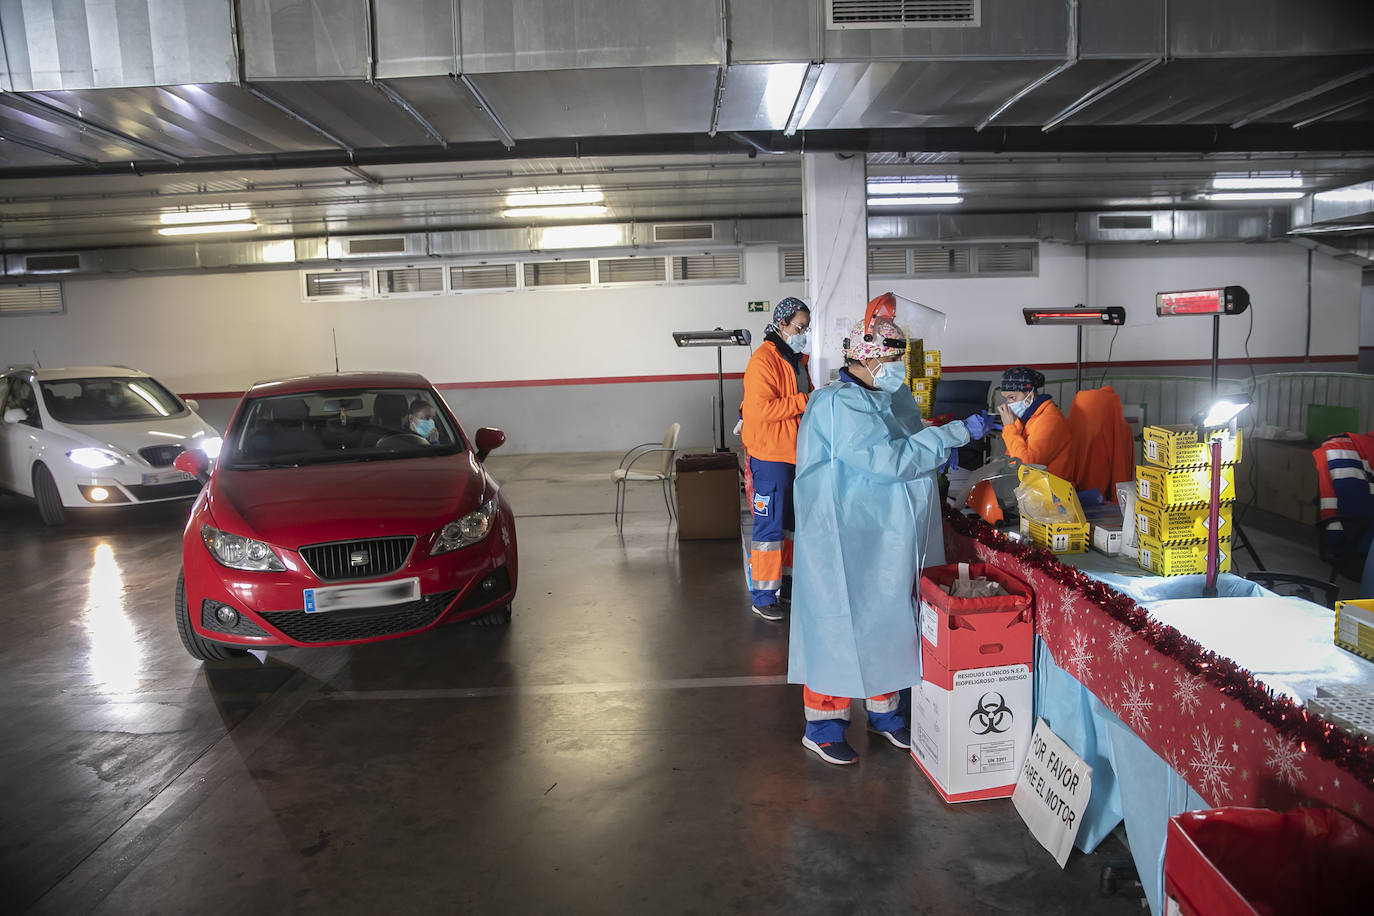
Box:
[1164,807,1374,916]
[917,562,1034,671]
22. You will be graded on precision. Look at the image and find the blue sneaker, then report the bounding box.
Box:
[802,736,859,765]
[868,725,912,750]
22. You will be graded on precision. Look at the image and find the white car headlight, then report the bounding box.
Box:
[431,500,496,555]
[67,447,124,469]
[201,524,285,571]
[200,436,223,459]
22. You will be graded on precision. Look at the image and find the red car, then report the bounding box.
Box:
[172,372,517,660]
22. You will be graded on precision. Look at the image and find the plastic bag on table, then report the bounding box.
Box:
[944,561,1011,598]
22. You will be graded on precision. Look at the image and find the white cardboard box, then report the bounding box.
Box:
[911,659,1034,803]
[1092,524,1123,556]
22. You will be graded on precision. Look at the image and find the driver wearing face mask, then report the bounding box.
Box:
[406,398,440,444]
[996,366,1074,480]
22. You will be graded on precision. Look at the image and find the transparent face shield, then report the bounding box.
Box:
[836,293,948,369]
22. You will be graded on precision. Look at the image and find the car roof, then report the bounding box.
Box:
[246,371,433,397]
[10,366,150,380]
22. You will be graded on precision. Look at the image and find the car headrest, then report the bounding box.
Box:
[273,398,308,420]
[372,392,408,426]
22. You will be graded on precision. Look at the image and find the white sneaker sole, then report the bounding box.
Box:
[802,736,858,765]
[868,728,911,750]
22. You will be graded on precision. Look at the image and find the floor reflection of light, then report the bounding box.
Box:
[85,543,140,693]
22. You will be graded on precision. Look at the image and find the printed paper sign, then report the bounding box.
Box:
[920,601,938,647]
[1012,718,1092,868]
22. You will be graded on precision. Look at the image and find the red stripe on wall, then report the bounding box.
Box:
[176,355,1357,400]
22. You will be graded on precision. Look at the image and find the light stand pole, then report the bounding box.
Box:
[672,328,752,454]
[1194,398,1251,598]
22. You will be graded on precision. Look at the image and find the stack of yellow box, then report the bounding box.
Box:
[1135,424,1243,576]
[1335,598,1374,661]
[904,339,940,418]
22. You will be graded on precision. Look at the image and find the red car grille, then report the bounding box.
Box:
[261,589,459,643]
[298,536,415,581]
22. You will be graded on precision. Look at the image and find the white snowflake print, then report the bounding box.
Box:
[1106,625,1134,662]
[1189,727,1235,804]
[1172,672,1206,717]
[1162,743,1188,774]
[1118,672,1152,733]
[1064,630,1093,681]
[1262,735,1306,790]
[1049,592,1081,628]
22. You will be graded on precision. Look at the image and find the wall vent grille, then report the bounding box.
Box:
[25,254,81,273]
[347,237,408,255]
[828,0,979,29]
[378,267,444,294]
[867,248,909,274]
[0,282,64,314]
[304,271,370,298]
[672,253,742,281]
[652,223,714,242]
[780,248,806,279]
[599,257,666,284]
[449,263,517,290]
[976,244,1036,273]
[523,260,592,287]
[1097,214,1156,231]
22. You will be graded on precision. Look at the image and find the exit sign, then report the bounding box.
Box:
[748,300,769,313]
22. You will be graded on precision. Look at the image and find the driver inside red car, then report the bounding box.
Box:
[406,398,440,443]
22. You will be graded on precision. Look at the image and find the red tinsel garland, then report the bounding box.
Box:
[944,506,1374,789]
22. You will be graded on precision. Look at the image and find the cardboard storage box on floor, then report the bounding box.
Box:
[912,564,1035,803]
[1235,437,1320,526]
[675,453,740,540]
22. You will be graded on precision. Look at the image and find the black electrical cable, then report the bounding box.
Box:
[1097,324,1120,388]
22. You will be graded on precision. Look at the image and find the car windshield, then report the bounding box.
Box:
[40,376,186,423]
[224,388,464,469]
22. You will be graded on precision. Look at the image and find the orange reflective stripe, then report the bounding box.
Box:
[803,687,851,713]
[750,548,783,581]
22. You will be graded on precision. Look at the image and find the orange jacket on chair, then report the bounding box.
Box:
[1001,395,1075,481]
[742,340,811,463]
[1067,386,1135,497]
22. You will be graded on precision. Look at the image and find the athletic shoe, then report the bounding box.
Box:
[802,736,859,765]
[752,603,785,622]
[868,725,912,750]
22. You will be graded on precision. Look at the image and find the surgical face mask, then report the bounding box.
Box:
[413,418,436,438]
[872,361,907,394]
[785,333,808,352]
[1008,398,1032,419]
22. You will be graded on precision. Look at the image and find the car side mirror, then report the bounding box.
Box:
[174,449,210,482]
[3,407,25,424]
[184,398,200,412]
[474,427,506,462]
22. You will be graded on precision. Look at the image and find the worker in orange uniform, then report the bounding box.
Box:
[996,366,1075,481]
[741,297,813,622]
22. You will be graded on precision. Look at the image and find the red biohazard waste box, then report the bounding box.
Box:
[1164,807,1374,916]
[916,563,1034,671]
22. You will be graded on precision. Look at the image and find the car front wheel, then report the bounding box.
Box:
[470,604,512,626]
[32,463,65,526]
[175,570,247,661]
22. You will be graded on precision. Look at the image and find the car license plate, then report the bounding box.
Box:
[142,469,193,486]
[304,578,421,614]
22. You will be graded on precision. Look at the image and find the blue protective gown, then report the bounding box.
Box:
[787,370,972,699]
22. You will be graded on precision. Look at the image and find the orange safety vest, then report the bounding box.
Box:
[741,340,811,464]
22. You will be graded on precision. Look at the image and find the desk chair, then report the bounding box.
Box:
[612,422,680,530]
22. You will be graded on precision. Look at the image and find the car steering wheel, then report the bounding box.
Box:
[375,432,430,449]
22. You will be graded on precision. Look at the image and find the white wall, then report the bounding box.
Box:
[1,241,1363,452]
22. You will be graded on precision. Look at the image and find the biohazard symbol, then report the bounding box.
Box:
[969,692,1013,735]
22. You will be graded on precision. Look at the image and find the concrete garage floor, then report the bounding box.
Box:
[0,451,1346,914]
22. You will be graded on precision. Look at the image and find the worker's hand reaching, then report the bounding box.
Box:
[963,411,990,441]
[996,402,1016,427]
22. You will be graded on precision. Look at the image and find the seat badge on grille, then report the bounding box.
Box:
[349,550,370,567]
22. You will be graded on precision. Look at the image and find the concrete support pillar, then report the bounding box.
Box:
[803,152,869,386]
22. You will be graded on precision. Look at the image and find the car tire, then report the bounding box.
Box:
[470,604,512,626]
[175,570,247,661]
[32,463,65,526]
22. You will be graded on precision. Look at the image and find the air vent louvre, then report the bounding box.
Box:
[672,254,742,281]
[867,248,908,275]
[1098,214,1156,231]
[304,271,370,298]
[976,244,1035,274]
[0,282,64,314]
[347,237,407,255]
[780,248,806,279]
[24,254,81,273]
[523,260,592,287]
[450,263,517,290]
[378,267,444,294]
[653,223,715,242]
[911,246,970,274]
[599,257,666,284]
[828,0,979,29]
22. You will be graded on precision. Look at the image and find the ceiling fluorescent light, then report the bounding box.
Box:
[157,222,259,236]
[505,188,604,207]
[1202,192,1304,202]
[867,196,963,207]
[866,181,960,195]
[1211,176,1302,190]
[502,205,608,219]
[159,207,253,225]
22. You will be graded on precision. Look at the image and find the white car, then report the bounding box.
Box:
[0,366,222,525]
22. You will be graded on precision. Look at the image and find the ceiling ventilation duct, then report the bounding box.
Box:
[326,235,428,260]
[650,223,718,243]
[22,253,82,274]
[827,0,981,29]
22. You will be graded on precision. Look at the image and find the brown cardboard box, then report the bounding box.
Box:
[1235,437,1319,525]
[675,453,742,539]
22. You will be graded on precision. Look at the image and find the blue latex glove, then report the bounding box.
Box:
[940,447,958,473]
[963,411,990,441]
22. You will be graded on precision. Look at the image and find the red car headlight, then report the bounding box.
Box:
[201,524,286,572]
[431,499,496,555]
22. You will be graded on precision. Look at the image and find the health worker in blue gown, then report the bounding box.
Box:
[788,313,989,766]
